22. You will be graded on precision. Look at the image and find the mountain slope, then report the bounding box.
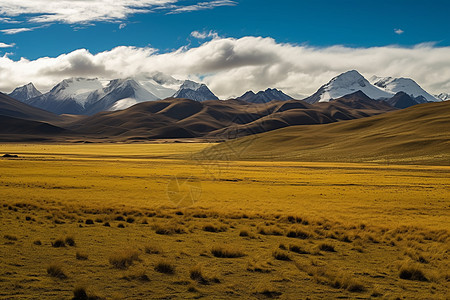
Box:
[172,80,219,101]
[435,93,450,101]
[386,92,419,109]
[303,70,393,103]
[0,92,63,123]
[238,88,293,103]
[204,101,450,165]
[371,76,439,102]
[8,83,42,101]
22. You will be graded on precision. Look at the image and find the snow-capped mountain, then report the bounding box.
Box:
[85,78,159,114]
[137,72,181,99]
[24,78,103,114]
[435,93,450,101]
[172,80,219,102]
[386,92,419,109]
[303,70,393,104]
[238,88,293,103]
[8,83,42,102]
[370,76,439,102]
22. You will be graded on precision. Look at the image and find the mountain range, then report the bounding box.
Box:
[5,70,447,117]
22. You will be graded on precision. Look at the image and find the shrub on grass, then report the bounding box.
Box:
[155,260,175,274]
[47,264,67,279]
[109,250,140,269]
[211,246,245,258]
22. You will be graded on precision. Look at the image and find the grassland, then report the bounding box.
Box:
[0,143,449,299]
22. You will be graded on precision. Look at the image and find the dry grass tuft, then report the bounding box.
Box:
[51,238,66,248]
[202,223,228,233]
[272,249,291,261]
[286,227,311,239]
[289,244,309,254]
[47,263,67,279]
[144,245,161,254]
[399,263,428,281]
[76,251,89,260]
[189,265,209,284]
[72,286,104,300]
[4,234,18,241]
[211,245,246,258]
[318,242,336,252]
[65,236,76,247]
[154,260,175,274]
[109,249,140,269]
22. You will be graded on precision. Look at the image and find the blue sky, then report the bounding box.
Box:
[0,0,449,97]
[1,0,449,60]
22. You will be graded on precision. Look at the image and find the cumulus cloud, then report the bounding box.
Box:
[191,30,219,39]
[394,28,404,35]
[0,0,237,25]
[0,42,15,48]
[119,23,127,30]
[0,36,449,98]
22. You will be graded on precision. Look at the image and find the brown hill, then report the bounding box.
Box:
[201,100,450,165]
[0,93,64,123]
[67,93,395,141]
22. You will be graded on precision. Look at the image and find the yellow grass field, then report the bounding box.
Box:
[0,143,449,299]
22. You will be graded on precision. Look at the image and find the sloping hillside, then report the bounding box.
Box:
[201,101,450,165]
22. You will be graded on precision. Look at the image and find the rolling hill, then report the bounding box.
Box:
[201,100,450,165]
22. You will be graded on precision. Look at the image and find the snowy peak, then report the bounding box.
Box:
[304,70,392,104]
[435,93,450,101]
[49,77,103,104]
[8,83,42,101]
[370,76,439,102]
[172,80,218,102]
[238,88,293,103]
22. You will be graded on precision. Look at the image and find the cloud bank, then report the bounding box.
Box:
[0,0,236,25]
[1,36,449,98]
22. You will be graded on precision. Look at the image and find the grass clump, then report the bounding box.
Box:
[47,264,67,279]
[202,223,227,233]
[286,227,311,239]
[399,263,428,281]
[72,286,104,300]
[211,245,246,258]
[239,230,249,237]
[52,238,66,248]
[272,249,291,261]
[65,236,76,247]
[289,244,309,254]
[76,251,88,260]
[257,225,283,236]
[189,265,208,284]
[109,249,140,269]
[154,260,175,274]
[4,234,18,241]
[144,245,161,254]
[318,243,336,252]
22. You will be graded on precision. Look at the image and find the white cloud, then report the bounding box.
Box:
[0,42,15,48]
[168,0,237,14]
[0,27,34,34]
[119,23,127,30]
[0,36,449,98]
[0,0,237,25]
[394,28,404,35]
[191,30,218,39]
